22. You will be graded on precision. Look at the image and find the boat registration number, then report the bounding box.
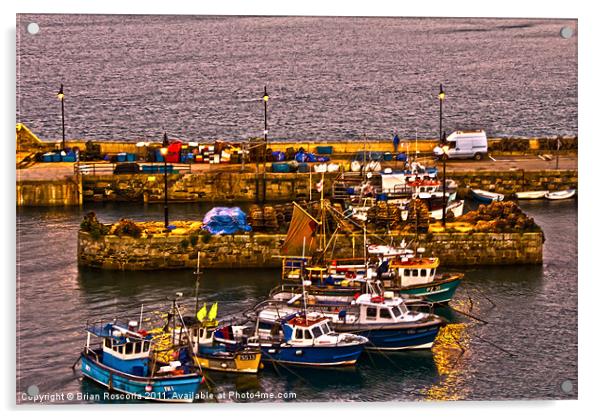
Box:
[426,285,441,293]
[239,354,257,361]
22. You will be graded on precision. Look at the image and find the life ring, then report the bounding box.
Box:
[371,296,385,303]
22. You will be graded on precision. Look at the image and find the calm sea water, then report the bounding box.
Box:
[16,200,577,402]
[16,15,577,142]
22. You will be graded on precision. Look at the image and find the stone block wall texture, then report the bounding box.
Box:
[81,170,577,204]
[78,230,543,270]
[449,169,578,197]
[17,178,82,206]
[82,172,339,203]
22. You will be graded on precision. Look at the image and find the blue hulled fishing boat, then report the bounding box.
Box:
[214,312,368,367]
[257,291,445,351]
[80,319,204,402]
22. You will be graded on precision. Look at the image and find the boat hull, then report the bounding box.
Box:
[193,349,261,374]
[470,189,504,204]
[81,353,202,403]
[514,190,548,199]
[545,189,576,200]
[249,343,365,367]
[394,276,462,304]
[273,275,462,305]
[334,320,444,351]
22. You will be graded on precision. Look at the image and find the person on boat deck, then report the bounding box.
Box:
[393,132,400,153]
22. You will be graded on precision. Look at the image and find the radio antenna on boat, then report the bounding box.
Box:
[194,251,202,313]
[301,236,308,322]
[138,304,144,330]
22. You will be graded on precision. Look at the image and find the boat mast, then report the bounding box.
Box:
[301,236,308,323]
[194,251,201,313]
[139,304,144,330]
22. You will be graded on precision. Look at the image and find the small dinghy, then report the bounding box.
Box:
[470,189,504,204]
[544,189,576,200]
[515,190,548,199]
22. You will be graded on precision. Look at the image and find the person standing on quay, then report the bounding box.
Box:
[393,132,400,153]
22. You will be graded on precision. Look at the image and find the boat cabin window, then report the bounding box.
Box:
[404,269,410,276]
[366,307,377,319]
[379,308,392,319]
[421,269,428,277]
[391,305,403,317]
[320,323,331,334]
[304,330,312,340]
[412,269,419,276]
[125,342,134,354]
[104,338,112,349]
[312,326,323,338]
[143,341,150,352]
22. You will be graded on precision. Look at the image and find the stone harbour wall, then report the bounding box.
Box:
[450,169,578,197]
[82,172,339,203]
[81,169,577,204]
[17,178,82,206]
[78,230,543,270]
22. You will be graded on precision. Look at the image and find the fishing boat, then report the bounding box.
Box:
[187,303,262,374]
[214,312,369,367]
[514,190,548,199]
[278,241,463,304]
[80,318,204,402]
[470,189,504,204]
[544,189,576,200]
[256,289,445,351]
[183,255,262,374]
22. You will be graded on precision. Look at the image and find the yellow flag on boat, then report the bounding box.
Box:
[196,303,207,322]
[208,302,218,321]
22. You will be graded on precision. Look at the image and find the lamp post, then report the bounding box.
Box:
[262,86,269,202]
[57,84,65,151]
[160,133,169,230]
[438,84,446,228]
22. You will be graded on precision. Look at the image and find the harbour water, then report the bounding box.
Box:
[16,199,577,402]
[17,15,577,142]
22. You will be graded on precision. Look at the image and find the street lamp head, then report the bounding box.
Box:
[160,147,168,156]
[263,86,269,102]
[438,84,445,101]
[162,132,169,148]
[57,84,65,101]
[441,145,450,155]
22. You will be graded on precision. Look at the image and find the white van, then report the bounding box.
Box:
[438,130,488,160]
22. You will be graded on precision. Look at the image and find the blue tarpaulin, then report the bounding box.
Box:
[202,207,252,235]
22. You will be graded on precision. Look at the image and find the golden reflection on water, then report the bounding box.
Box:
[424,298,476,401]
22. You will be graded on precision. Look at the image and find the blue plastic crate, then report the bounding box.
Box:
[126,153,136,162]
[316,145,333,155]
